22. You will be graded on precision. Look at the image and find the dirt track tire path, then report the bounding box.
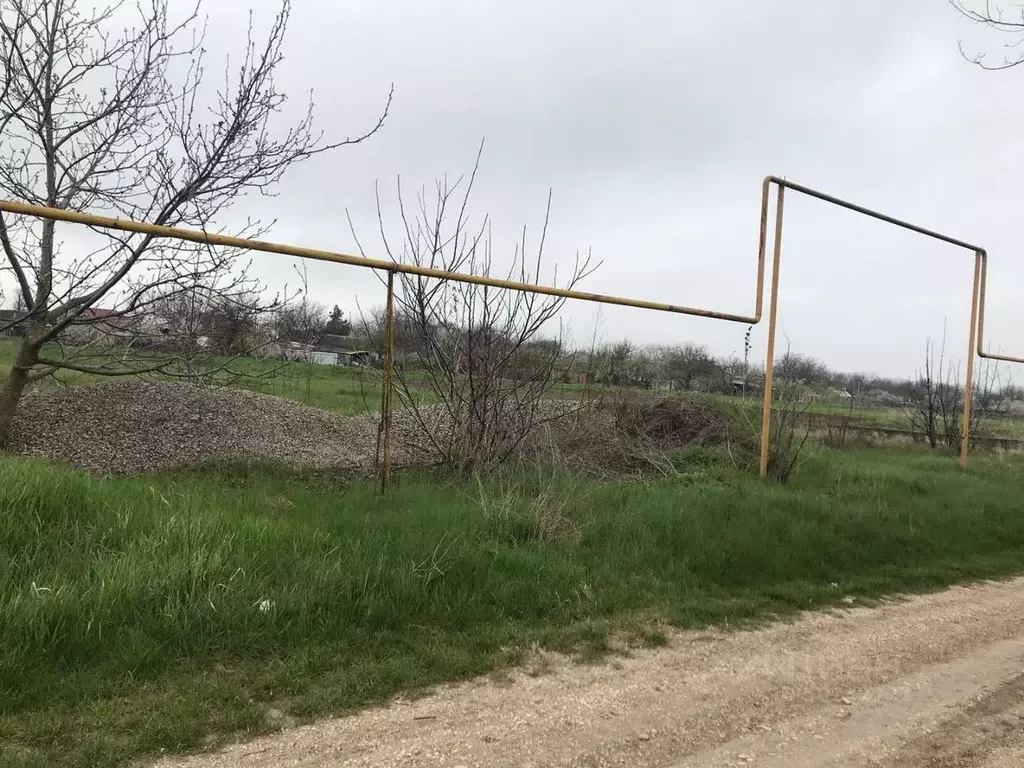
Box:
[157,578,1024,768]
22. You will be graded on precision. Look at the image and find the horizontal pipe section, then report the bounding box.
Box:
[0,199,758,324]
[2,179,1018,363]
[765,177,1021,368]
[768,177,984,252]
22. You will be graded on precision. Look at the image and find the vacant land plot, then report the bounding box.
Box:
[1,446,1024,767]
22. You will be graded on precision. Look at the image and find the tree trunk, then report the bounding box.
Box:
[0,339,39,448]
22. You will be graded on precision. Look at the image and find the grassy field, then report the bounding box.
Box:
[795,400,1024,439]
[709,392,1024,441]
[0,339,386,415]
[2,448,1024,767]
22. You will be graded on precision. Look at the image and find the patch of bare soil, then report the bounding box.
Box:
[154,578,1024,768]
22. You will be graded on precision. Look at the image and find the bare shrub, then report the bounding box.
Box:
[766,399,812,483]
[726,345,812,482]
[906,330,1007,452]
[733,347,813,483]
[352,148,597,472]
[822,398,855,449]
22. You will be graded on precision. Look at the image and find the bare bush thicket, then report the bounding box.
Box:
[145,280,269,382]
[353,149,598,472]
[764,349,814,482]
[822,398,856,449]
[906,333,1006,451]
[726,343,814,481]
[274,301,329,349]
[528,389,731,479]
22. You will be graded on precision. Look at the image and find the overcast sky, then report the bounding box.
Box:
[179,2,1024,377]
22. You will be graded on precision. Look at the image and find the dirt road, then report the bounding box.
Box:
[158,578,1024,768]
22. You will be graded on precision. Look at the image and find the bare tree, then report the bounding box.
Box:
[352,149,598,472]
[123,258,315,389]
[274,300,327,348]
[658,342,717,391]
[907,336,946,449]
[581,304,607,385]
[595,340,633,387]
[358,304,434,362]
[1003,382,1024,402]
[716,354,750,395]
[625,346,658,390]
[952,1,1024,68]
[0,0,391,445]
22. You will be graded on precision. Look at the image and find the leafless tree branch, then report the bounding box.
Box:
[951,0,1024,68]
[0,0,390,444]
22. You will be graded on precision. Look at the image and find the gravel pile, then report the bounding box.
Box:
[7,383,720,476]
[8,381,439,474]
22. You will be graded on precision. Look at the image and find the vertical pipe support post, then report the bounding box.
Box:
[759,184,786,477]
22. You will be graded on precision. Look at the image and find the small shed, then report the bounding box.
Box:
[338,350,378,366]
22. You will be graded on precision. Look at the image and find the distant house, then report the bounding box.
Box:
[731,377,763,396]
[317,334,367,354]
[261,334,379,367]
[274,340,315,360]
[69,307,134,344]
[0,309,27,338]
[310,334,378,366]
[80,307,128,332]
[337,349,378,366]
[84,307,119,322]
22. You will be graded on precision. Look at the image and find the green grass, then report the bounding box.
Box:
[711,393,1024,441]
[0,339,387,415]
[219,357,386,414]
[2,448,1024,766]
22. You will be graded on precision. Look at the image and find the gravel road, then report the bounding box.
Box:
[155,578,1024,768]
